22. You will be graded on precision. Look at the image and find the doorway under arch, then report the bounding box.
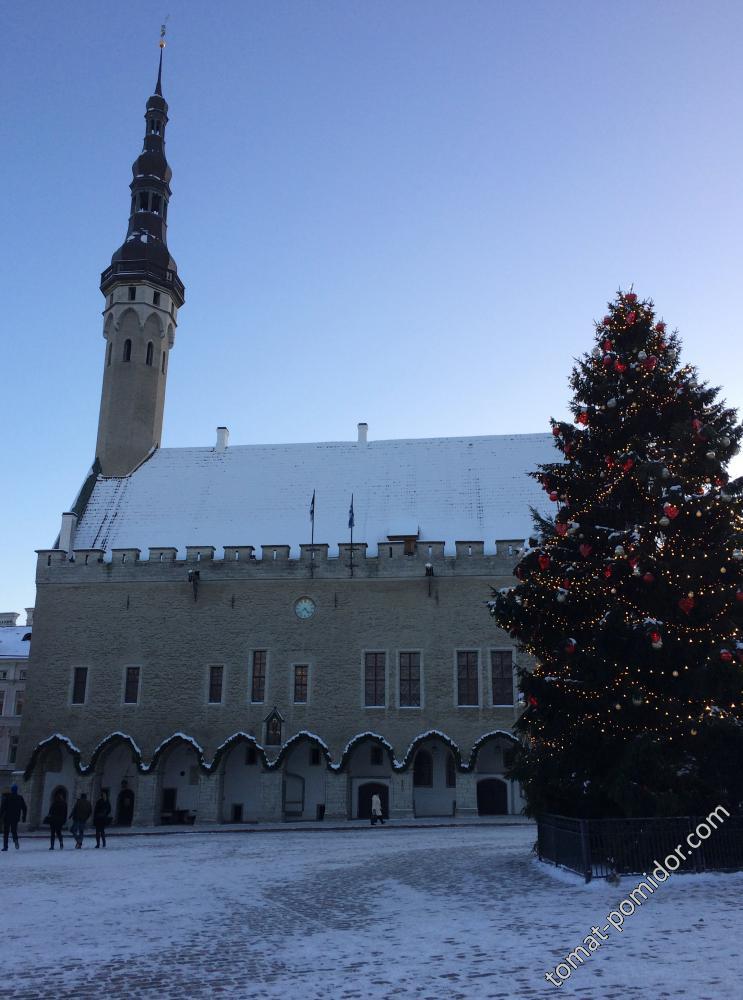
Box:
[357,782,388,820]
[477,777,508,815]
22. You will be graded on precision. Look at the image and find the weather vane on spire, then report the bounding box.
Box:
[155,17,169,95]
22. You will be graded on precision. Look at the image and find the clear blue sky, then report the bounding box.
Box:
[2,0,742,614]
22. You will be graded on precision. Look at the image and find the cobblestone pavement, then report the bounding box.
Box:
[2,824,739,999]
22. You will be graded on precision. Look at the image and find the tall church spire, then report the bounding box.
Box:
[95,36,186,477]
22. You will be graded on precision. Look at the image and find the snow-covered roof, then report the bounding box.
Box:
[73,432,556,558]
[0,626,32,660]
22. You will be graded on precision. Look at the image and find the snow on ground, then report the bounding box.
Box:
[2,823,740,999]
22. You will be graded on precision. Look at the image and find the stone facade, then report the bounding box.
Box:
[0,610,32,785]
[20,542,526,825]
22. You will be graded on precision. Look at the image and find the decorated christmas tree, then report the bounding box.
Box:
[492,291,743,818]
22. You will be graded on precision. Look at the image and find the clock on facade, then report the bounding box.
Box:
[294,597,316,620]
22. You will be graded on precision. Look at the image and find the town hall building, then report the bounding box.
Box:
[18,47,555,826]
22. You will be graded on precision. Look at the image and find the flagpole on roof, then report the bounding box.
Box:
[309,490,316,579]
[348,493,355,578]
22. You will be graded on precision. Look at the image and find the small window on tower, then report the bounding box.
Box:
[123,339,132,362]
[150,194,161,215]
[151,119,161,135]
[106,342,112,367]
[146,342,154,366]
[161,351,166,374]
[153,291,161,306]
[128,286,136,301]
[138,191,149,212]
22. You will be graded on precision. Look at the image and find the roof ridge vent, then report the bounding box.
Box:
[357,422,368,444]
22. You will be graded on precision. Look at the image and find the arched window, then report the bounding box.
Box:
[146,342,154,366]
[123,339,131,362]
[413,749,433,787]
[106,342,112,367]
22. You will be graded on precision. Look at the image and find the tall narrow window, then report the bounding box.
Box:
[0,692,4,713]
[399,652,421,707]
[161,351,166,374]
[293,664,308,704]
[251,650,266,702]
[150,193,161,215]
[208,665,224,703]
[491,650,514,705]
[124,666,140,704]
[72,667,88,705]
[106,342,112,367]
[457,651,479,706]
[128,286,136,301]
[14,692,23,716]
[153,291,161,306]
[123,339,132,362]
[413,750,433,787]
[138,191,149,212]
[146,342,154,366]
[8,736,18,765]
[364,652,386,707]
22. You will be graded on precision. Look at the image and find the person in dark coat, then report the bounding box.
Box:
[93,790,111,848]
[70,793,92,848]
[48,790,67,849]
[1,784,27,850]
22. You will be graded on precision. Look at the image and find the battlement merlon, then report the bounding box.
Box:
[35,539,525,582]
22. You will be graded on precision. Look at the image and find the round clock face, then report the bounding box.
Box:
[294,597,316,620]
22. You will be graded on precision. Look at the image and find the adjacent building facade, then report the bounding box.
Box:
[18,50,555,826]
[0,610,32,785]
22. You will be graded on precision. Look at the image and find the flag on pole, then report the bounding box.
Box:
[348,494,355,529]
[309,490,315,524]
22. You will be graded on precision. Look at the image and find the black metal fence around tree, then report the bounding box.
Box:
[537,813,743,882]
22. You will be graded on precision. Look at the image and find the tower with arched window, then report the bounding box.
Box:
[94,46,185,477]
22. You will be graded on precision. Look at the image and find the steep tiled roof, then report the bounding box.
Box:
[73,433,557,557]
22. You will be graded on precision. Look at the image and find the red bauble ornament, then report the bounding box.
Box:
[562,578,571,589]
[623,457,635,472]
[663,503,680,519]
[602,353,614,367]
[655,321,666,332]
[579,543,592,558]
[720,650,734,663]
[549,490,558,502]
[614,360,627,373]
[555,523,568,537]
[692,418,703,434]
[605,455,615,467]
[538,554,551,571]
[625,292,637,304]
[602,338,613,351]
[643,572,655,584]
[528,695,538,707]
[603,565,613,579]
[626,311,637,325]
[552,425,561,437]
[649,629,661,644]
[577,411,589,425]
[678,596,695,615]
[565,639,577,655]
[644,355,658,371]
[602,315,611,325]
[735,589,743,603]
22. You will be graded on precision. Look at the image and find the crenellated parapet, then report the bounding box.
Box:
[35,538,525,583]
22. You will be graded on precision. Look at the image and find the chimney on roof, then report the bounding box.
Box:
[0,612,19,627]
[216,426,229,452]
[25,608,34,627]
[357,422,368,444]
[59,512,78,554]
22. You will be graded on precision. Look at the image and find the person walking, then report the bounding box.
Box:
[48,790,67,850]
[70,792,92,848]
[1,784,27,850]
[93,790,111,848]
[370,792,385,826]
